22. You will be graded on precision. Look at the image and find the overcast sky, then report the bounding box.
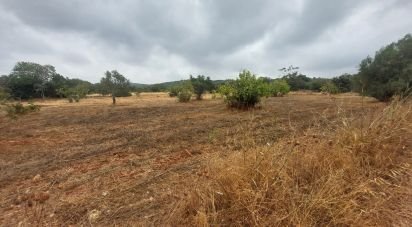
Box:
[0,0,411,83]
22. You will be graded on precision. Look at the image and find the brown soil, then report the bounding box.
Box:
[0,93,383,226]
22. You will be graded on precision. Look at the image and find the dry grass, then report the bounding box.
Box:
[172,98,412,226]
[1,93,409,226]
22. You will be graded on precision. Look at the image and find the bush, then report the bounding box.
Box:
[218,70,268,108]
[176,82,194,103]
[0,88,10,102]
[73,95,80,102]
[168,86,180,97]
[3,102,40,118]
[320,81,339,94]
[271,79,290,96]
[177,90,192,102]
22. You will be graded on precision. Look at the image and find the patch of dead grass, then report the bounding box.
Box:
[172,98,412,226]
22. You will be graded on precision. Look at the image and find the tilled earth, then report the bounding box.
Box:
[0,93,381,226]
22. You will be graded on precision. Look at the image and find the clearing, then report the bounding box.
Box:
[0,93,384,225]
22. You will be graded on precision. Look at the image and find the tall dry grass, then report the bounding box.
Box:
[172,98,412,226]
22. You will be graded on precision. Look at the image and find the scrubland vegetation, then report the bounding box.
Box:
[0,35,411,226]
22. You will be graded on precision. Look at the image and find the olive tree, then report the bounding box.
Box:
[100,70,131,104]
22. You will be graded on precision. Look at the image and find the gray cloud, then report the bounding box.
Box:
[0,0,411,83]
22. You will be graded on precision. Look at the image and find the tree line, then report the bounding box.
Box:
[0,63,132,104]
[1,34,410,103]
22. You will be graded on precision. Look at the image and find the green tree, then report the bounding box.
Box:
[100,70,131,104]
[7,62,56,99]
[190,75,214,100]
[309,78,329,91]
[332,74,353,93]
[357,34,412,101]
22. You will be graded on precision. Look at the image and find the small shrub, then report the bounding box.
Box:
[169,86,180,97]
[68,97,73,103]
[271,79,290,96]
[0,88,10,102]
[3,102,40,118]
[320,81,339,94]
[73,95,80,102]
[176,82,194,103]
[27,102,40,111]
[218,70,268,109]
[177,90,192,102]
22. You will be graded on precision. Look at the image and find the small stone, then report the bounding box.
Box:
[32,174,41,182]
[102,191,108,196]
[88,209,101,223]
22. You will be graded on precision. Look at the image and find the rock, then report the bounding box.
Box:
[88,209,101,223]
[32,174,41,182]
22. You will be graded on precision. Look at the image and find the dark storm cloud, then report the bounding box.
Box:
[0,0,411,83]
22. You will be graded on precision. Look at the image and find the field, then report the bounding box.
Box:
[0,93,410,226]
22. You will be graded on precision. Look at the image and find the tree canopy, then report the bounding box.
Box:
[100,70,131,104]
[190,75,214,100]
[356,34,412,101]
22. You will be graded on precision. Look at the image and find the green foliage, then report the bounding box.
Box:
[282,73,312,90]
[356,34,412,101]
[0,87,10,103]
[3,102,40,119]
[6,62,56,99]
[190,75,214,100]
[176,82,193,102]
[2,62,92,100]
[320,82,339,94]
[309,78,329,91]
[58,83,90,103]
[177,90,192,102]
[332,74,353,93]
[99,70,131,104]
[270,79,290,96]
[257,78,272,98]
[168,85,180,97]
[218,70,267,109]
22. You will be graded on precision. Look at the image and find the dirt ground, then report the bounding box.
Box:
[0,92,383,226]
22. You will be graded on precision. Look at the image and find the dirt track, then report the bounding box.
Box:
[0,93,382,225]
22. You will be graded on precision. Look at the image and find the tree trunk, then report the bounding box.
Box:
[112,93,116,105]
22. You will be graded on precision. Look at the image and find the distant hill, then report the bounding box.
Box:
[131,83,150,88]
[131,79,227,92]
